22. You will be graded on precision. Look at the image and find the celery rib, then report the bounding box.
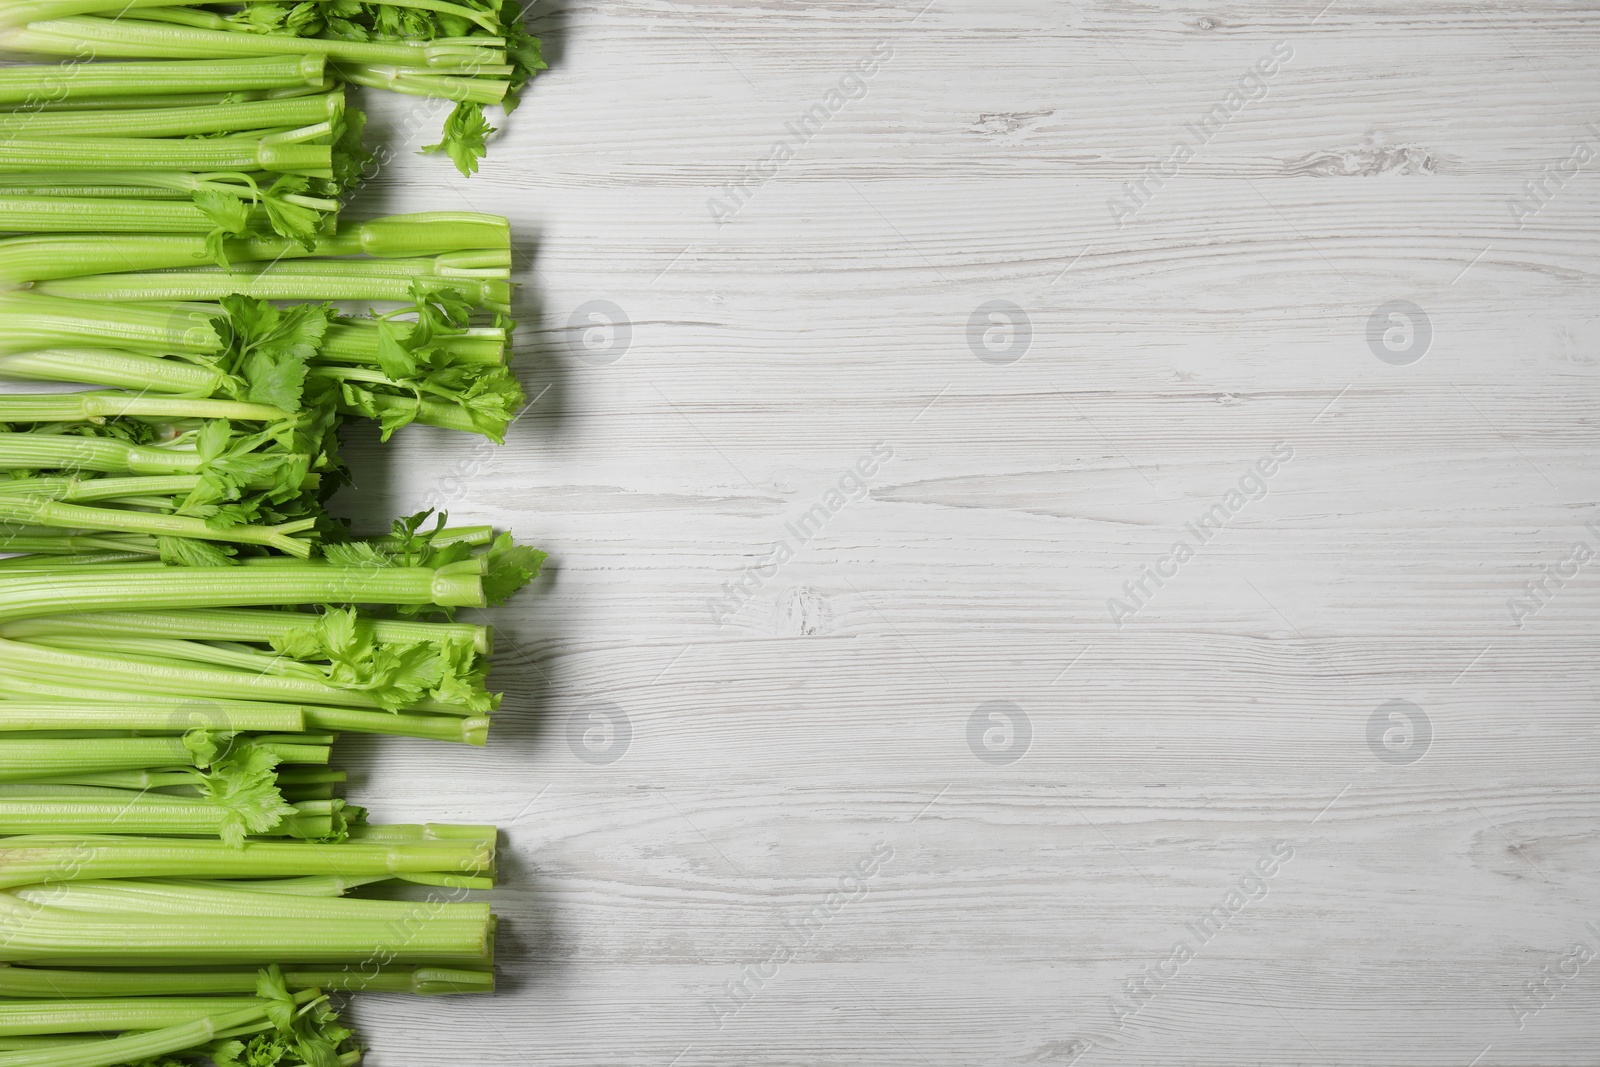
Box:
[2,607,490,654]
[0,963,493,997]
[0,91,342,137]
[0,56,327,105]
[0,562,487,622]
[0,834,494,890]
[4,15,504,68]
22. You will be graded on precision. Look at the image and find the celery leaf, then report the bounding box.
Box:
[483,531,546,605]
[423,102,495,177]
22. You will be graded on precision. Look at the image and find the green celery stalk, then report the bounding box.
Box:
[14,878,487,921]
[142,0,503,34]
[0,186,184,198]
[273,770,347,786]
[375,524,497,549]
[0,674,490,744]
[0,348,224,393]
[0,0,229,31]
[0,555,153,569]
[35,263,509,308]
[0,473,306,505]
[337,62,509,105]
[0,391,285,421]
[0,736,214,782]
[0,524,495,563]
[0,797,335,838]
[0,560,487,622]
[10,88,325,113]
[0,172,245,195]
[301,707,488,744]
[0,470,319,504]
[0,196,221,234]
[1,15,506,69]
[0,135,331,176]
[0,538,144,557]
[167,874,388,896]
[0,213,509,285]
[0,550,160,567]
[0,833,493,890]
[338,391,498,437]
[0,560,210,575]
[385,870,496,889]
[243,741,330,765]
[337,212,511,257]
[22,635,328,679]
[0,502,317,557]
[0,188,337,238]
[0,963,493,997]
[5,0,520,38]
[145,249,508,278]
[0,55,327,105]
[0,435,204,475]
[3,607,490,654]
[0,786,141,797]
[0,292,218,355]
[0,637,481,715]
[349,821,498,843]
[0,92,342,137]
[5,771,221,790]
[0,997,261,1037]
[0,702,303,733]
[0,904,492,966]
[0,988,318,1067]
[322,320,507,365]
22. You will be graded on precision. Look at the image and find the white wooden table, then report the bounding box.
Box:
[336,1,1600,1062]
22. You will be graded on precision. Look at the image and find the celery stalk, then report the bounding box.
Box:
[0,736,212,781]
[0,703,304,733]
[0,135,331,176]
[2,607,490,654]
[0,797,336,837]
[35,264,509,308]
[0,997,262,1037]
[0,196,220,234]
[0,989,317,1067]
[0,92,342,137]
[0,503,316,557]
[0,561,487,621]
[0,832,493,890]
[0,348,223,393]
[0,56,327,105]
[0,214,509,285]
[2,15,505,69]
[0,392,284,421]
[0,963,493,997]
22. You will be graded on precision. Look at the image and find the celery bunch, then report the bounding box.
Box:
[0,7,545,1061]
[0,538,534,1065]
[0,0,543,175]
[0,215,521,561]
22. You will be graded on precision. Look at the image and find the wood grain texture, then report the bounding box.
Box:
[128,0,1600,1062]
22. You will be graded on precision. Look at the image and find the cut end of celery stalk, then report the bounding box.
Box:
[352,212,510,257]
[431,565,489,608]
